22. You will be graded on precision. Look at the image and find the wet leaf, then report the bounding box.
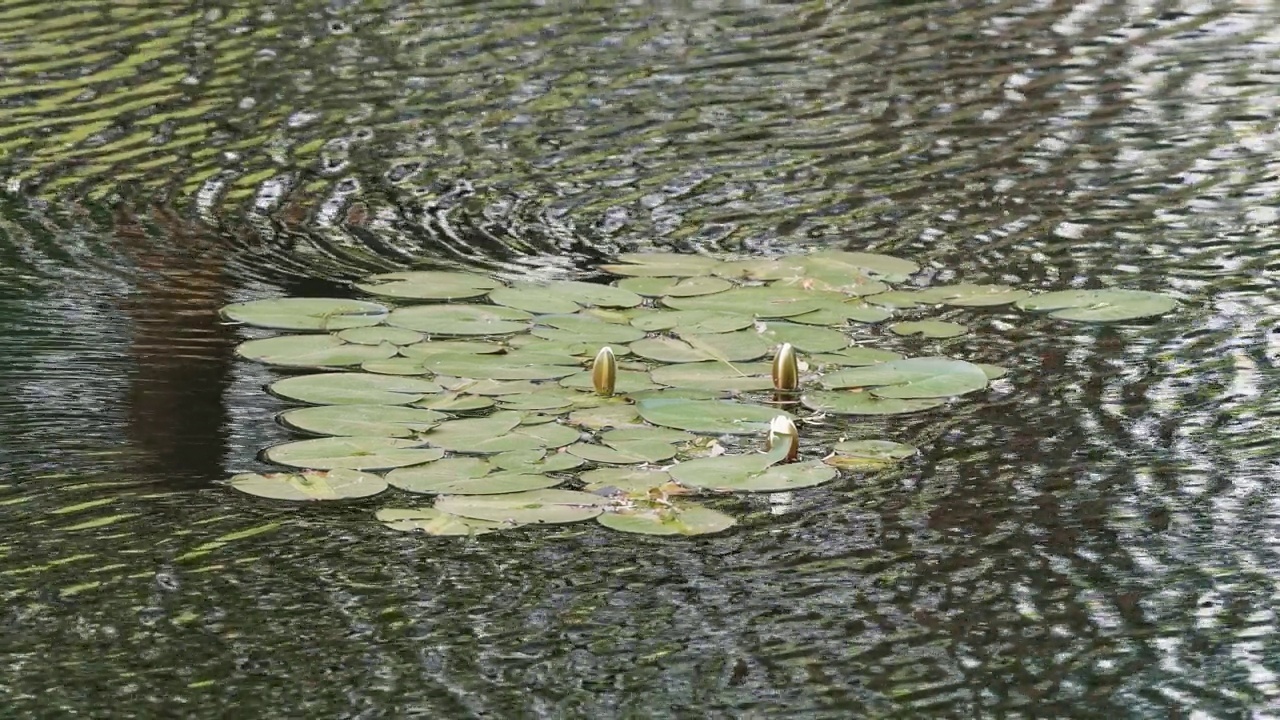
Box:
[579,466,676,495]
[387,304,532,336]
[269,372,443,405]
[388,463,561,495]
[360,357,433,375]
[491,449,585,473]
[597,504,737,536]
[375,507,511,535]
[976,363,1009,380]
[399,340,506,358]
[809,347,904,366]
[663,287,833,318]
[424,415,580,454]
[649,361,774,392]
[263,437,445,470]
[913,284,1031,307]
[278,404,446,438]
[636,398,794,434]
[826,440,918,469]
[801,250,919,283]
[567,440,678,464]
[531,314,646,344]
[888,320,968,339]
[413,393,495,412]
[355,271,501,301]
[755,321,850,353]
[800,391,945,416]
[489,281,643,314]
[600,252,726,277]
[1015,288,1177,322]
[670,447,838,493]
[435,489,616,524]
[413,352,580,381]
[789,301,893,326]
[820,357,988,399]
[337,326,425,346]
[230,468,388,501]
[235,335,397,368]
[560,369,661,393]
[631,309,755,334]
[567,403,646,431]
[630,331,771,364]
[617,275,733,297]
[601,427,697,445]
[221,297,388,331]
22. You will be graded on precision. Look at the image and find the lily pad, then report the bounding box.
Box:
[913,284,1031,307]
[649,361,774,392]
[413,393,495,412]
[435,489,616,524]
[531,314,646,344]
[278,404,446,438]
[800,391,946,416]
[630,331,771,364]
[399,340,506,358]
[789,302,893,326]
[630,310,753,335]
[617,276,733,298]
[579,466,676,495]
[490,449,585,473]
[375,507,511,535]
[810,347,904,366]
[560,369,661,393]
[269,373,444,405]
[221,297,388,331]
[263,437,445,470]
[662,287,832,318]
[235,335,398,368]
[600,252,726,277]
[387,304,532,336]
[803,250,919,283]
[424,415,581,454]
[337,326,425,346]
[387,462,560,495]
[597,504,737,536]
[827,440,918,470]
[865,291,926,309]
[637,398,794,435]
[888,321,968,339]
[820,357,989,399]
[229,468,388,501]
[1015,289,1177,322]
[361,357,434,375]
[670,448,838,493]
[755,322,850,353]
[412,353,580,381]
[601,427,697,445]
[567,403,646,431]
[976,363,1009,380]
[439,378,542,396]
[489,281,643,314]
[567,440,678,465]
[355,271,502,301]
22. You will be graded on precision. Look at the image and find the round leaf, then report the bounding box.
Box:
[235,335,398,368]
[663,287,833,318]
[888,321,967,339]
[600,252,726,277]
[278,404,446,438]
[221,298,387,331]
[827,440,918,469]
[636,398,794,435]
[649,361,773,392]
[413,393,495,412]
[580,466,675,495]
[755,322,849,353]
[820,357,988,399]
[263,437,445,470]
[375,507,511,535]
[230,468,388,501]
[631,309,754,334]
[435,489,616,524]
[617,276,733,298]
[810,347,904,366]
[630,331,771,364]
[567,440,678,464]
[913,284,1030,307]
[491,449,585,473]
[389,465,560,495]
[270,373,444,405]
[670,455,838,493]
[598,504,737,536]
[355,271,501,301]
[489,281,643,314]
[1015,289,1177,322]
[800,391,945,416]
[337,326,425,345]
[387,304,532,336]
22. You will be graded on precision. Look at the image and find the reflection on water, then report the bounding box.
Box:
[3,0,1280,716]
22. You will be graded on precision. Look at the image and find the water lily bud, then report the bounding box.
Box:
[771,343,798,391]
[767,415,799,462]
[592,346,617,396]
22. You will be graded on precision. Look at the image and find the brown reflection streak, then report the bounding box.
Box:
[114,203,233,482]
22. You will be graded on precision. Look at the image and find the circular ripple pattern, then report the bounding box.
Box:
[2,1,1280,717]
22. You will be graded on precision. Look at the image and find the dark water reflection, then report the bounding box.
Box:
[3,1,1280,716]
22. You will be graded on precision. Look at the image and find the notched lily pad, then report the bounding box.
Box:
[436,489,616,524]
[598,504,737,536]
[230,468,388,501]
[1015,289,1177,322]
[649,361,774,392]
[826,440,918,469]
[221,297,388,331]
[387,304,532,336]
[489,281,643,314]
[630,331,771,364]
[801,391,946,416]
[270,373,444,405]
[601,252,726,277]
[355,271,502,301]
[567,440,678,465]
[637,398,794,435]
[820,357,988,399]
[888,320,968,339]
[617,275,733,298]
[670,452,838,493]
[337,326,425,346]
[263,437,445,470]
[278,404,446,438]
[375,507,511,535]
[914,284,1030,307]
[236,335,397,367]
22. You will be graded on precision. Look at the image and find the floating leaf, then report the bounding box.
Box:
[263,437,445,470]
[801,250,919,283]
[560,369,661,393]
[413,393,495,412]
[755,322,849,353]
[649,361,774,392]
[617,275,733,298]
[637,398,794,435]
[567,440,678,464]
[412,353,580,381]
[976,363,1008,380]
[235,335,397,368]
[337,326,425,346]
[439,378,542,396]
[598,504,737,536]
[600,252,726,277]
[567,403,646,431]
[827,440,918,469]
[913,284,1031,307]
[532,314,646,344]
[361,357,433,375]
[788,301,893,326]
[230,468,388,501]
[388,463,560,495]
[489,281,643,314]
[820,357,988,399]
[1015,289,1177,322]
[809,347,904,366]
[278,404,446,438]
[270,373,443,405]
[631,309,754,334]
[399,340,506,358]
[663,287,833,318]
[630,331,771,364]
[601,427,697,445]
[436,489,616,524]
[355,271,502,301]
[491,449,585,473]
[579,466,675,495]
[220,297,388,331]
[424,415,580,454]
[387,304,532,336]
[888,320,968,339]
[375,507,511,535]
[800,391,945,416]
[670,448,837,493]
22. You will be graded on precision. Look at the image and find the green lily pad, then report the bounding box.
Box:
[567,440,678,464]
[598,504,737,536]
[496,388,587,411]
[375,507,511,535]
[567,403,646,431]
[424,415,581,454]
[269,373,444,405]
[663,287,833,318]
[1015,289,1178,322]
[670,447,838,493]
[820,357,988,399]
[789,302,893,326]
[810,347,904,366]
[800,391,946,416]
[617,275,733,298]
[412,353,580,381]
[263,437,445,470]
[631,309,754,335]
[220,297,388,331]
[530,314,646,344]
[435,489,616,524]
[337,326,425,346]
[600,252,726,277]
[601,427,697,445]
[865,290,926,308]
[636,398,794,435]
[387,462,560,495]
[355,271,502,301]
[278,404,446,438]
[755,322,849,353]
[769,263,888,296]
[413,393,495,412]
[649,361,774,392]
[230,468,388,501]
[399,340,506,358]
[387,304,532,336]
[976,363,1008,380]
[802,250,920,283]
[361,357,434,375]
[235,335,398,368]
[827,440,918,469]
[630,331,771,364]
[489,281,643,314]
[490,449,585,473]
[579,466,675,495]
[439,378,542,396]
[913,284,1031,307]
[560,369,661,393]
[888,320,968,339]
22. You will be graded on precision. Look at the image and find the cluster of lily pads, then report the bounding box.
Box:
[219,250,1177,537]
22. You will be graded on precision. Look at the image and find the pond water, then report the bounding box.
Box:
[3,1,1280,716]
